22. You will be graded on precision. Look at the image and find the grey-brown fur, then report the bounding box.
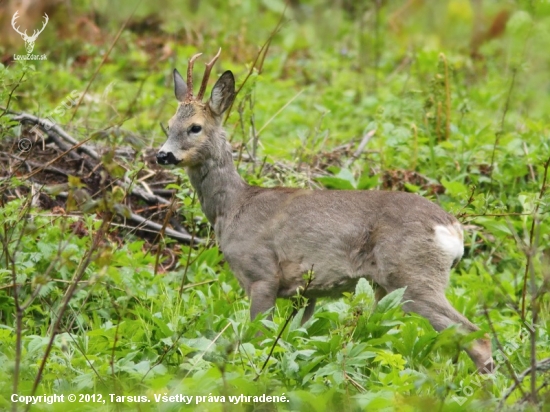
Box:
[157,59,494,373]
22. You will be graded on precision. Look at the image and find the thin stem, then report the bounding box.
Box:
[69,2,142,123]
[28,215,113,403]
[179,192,197,296]
[0,71,26,118]
[254,267,314,380]
[483,306,527,399]
[521,156,550,319]
[223,2,287,123]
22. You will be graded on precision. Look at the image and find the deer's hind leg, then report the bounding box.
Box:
[372,229,494,373]
[400,285,493,372]
[249,280,278,320]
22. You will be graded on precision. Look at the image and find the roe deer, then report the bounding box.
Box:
[156,50,494,373]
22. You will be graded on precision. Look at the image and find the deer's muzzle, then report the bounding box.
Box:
[156,151,178,165]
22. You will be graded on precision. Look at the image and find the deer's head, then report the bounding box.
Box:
[11,11,49,54]
[157,49,236,167]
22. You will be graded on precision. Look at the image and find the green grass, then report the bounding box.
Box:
[1,0,549,410]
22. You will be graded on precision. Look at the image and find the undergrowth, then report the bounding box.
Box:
[0,0,549,411]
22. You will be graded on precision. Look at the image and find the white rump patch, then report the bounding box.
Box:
[434,223,464,261]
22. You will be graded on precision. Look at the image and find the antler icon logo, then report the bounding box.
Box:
[11,11,49,54]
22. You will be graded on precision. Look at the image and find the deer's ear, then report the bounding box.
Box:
[173,69,187,102]
[208,71,235,116]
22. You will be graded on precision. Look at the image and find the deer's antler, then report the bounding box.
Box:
[197,48,222,100]
[11,12,49,40]
[186,53,203,101]
[11,11,28,38]
[30,13,49,40]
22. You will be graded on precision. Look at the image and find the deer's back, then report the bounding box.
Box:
[219,187,463,298]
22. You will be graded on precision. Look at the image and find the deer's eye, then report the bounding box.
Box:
[189,125,202,134]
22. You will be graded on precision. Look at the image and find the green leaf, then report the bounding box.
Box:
[357,174,380,190]
[316,176,355,190]
[355,278,374,299]
[317,168,357,190]
[376,287,406,313]
[441,178,468,198]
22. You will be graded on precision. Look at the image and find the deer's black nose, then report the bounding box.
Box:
[156,151,178,165]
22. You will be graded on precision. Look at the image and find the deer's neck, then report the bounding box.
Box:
[187,142,246,234]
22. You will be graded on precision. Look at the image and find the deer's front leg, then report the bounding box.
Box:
[300,297,317,325]
[249,281,278,320]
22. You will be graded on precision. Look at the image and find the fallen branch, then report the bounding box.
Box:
[128,212,200,244]
[9,110,180,209]
[4,153,69,176]
[13,112,100,160]
[44,129,92,168]
[344,129,376,168]
[2,108,201,244]
[23,136,94,180]
[47,187,198,244]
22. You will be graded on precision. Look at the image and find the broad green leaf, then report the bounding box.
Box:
[376,287,406,313]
